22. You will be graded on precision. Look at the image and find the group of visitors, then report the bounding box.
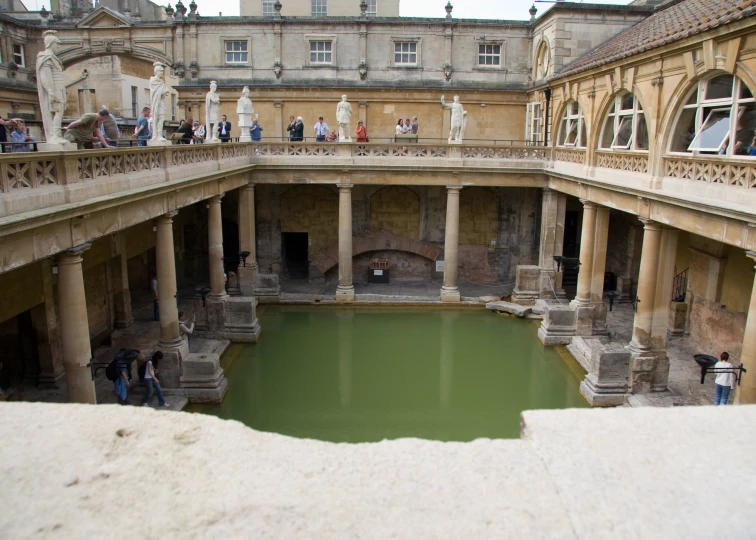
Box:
[395,116,419,135]
[282,114,372,142]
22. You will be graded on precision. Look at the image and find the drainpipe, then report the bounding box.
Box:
[543,87,551,147]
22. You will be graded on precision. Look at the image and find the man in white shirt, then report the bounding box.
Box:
[314,116,329,142]
[179,311,195,342]
[713,351,736,405]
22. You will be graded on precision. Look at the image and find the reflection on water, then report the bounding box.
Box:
[188,306,587,442]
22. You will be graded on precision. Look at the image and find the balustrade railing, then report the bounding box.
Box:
[554,148,587,165]
[664,155,756,189]
[596,151,649,174]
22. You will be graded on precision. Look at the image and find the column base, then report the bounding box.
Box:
[37,369,65,389]
[63,361,97,404]
[157,338,190,390]
[238,135,252,143]
[537,304,576,346]
[147,138,172,147]
[336,285,355,302]
[579,347,631,407]
[181,351,229,404]
[440,286,461,303]
[238,265,258,296]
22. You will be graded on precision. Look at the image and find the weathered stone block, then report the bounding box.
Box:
[255,273,281,299]
[181,352,228,404]
[512,265,540,306]
[668,301,687,336]
[579,347,630,407]
[537,305,576,346]
[486,301,532,318]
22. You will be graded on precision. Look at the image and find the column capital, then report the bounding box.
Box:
[58,242,92,264]
[445,185,463,192]
[241,182,255,192]
[578,198,595,208]
[155,211,178,225]
[337,183,354,191]
[209,193,225,203]
[638,217,661,231]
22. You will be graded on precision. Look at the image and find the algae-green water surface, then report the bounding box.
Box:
[188,306,587,442]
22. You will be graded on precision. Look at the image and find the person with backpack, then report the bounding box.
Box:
[140,351,169,408]
[107,355,131,405]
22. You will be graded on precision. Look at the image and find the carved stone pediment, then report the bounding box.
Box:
[75,7,133,29]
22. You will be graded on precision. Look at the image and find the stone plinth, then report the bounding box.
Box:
[629,352,658,394]
[511,265,540,306]
[180,352,228,403]
[158,340,190,390]
[668,301,688,336]
[255,273,281,301]
[537,305,576,346]
[193,296,261,343]
[579,346,631,407]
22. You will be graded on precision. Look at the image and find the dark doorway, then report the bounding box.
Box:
[282,232,309,279]
[564,210,580,258]
[222,217,240,274]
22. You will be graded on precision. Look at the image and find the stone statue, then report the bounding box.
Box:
[237,86,254,143]
[440,95,468,144]
[148,62,171,146]
[205,81,221,143]
[336,94,353,143]
[36,30,74,150]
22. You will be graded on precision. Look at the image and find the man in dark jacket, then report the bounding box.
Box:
[217,115,232,142]
[293,116,304,141]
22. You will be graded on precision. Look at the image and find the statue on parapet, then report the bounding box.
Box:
[205,81,221,143]
[440,95,467,144]
[36,30,75,150]
[147,62,171,146]
[237,86,253,143]
[336,94,353,143]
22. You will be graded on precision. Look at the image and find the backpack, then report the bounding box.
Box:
[105,360,122,382]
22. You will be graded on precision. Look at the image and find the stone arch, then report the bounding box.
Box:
[369,186,421,240]
[459,187,500,246]
[280,185,338,253]
[592,88,651,152]
[58,47,173,70]
[533,37,551,81]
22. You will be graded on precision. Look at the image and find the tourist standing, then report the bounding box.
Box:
[286,115,297,141]
[250,118,263,142]
[217,115,232,142]
[135,107,151,146]
[713,352,736,405]
[179,311,195,342]
[113,357,131,405]
[326,129,338,142]
[193,121,205,143]
[141,351,169,408]
[151,274,159,321]
[356,121,368,143]
[293,116,304,141]
[100,105,120,147]
[176,118,193,144]
[314,116,329,142]
[411,116,418,134]
[0,116,7,152]
[395,119,404,135]
[9,119,35,152]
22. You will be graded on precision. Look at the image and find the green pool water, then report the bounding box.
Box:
[187,305,587,442]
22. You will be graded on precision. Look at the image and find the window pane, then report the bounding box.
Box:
[311,42,317,51]
[325,42,331,51]
[705,75,734,101]
[620,94,634,111]
[689,109,730,151]
[741,83,753,100]
[479,45,485,54]
[397,54,403,63]
[600,119,614,149]
[226,53,233,62]
[579,121,587,148]
[635,114,649,150]
[493,56,499,65]
[613,117,633,148]
[734,104,756,155]
[685,88,698,106]
[493,45,500,54]
[557,119,568,146]
[395,43,401,53]
[479,55,485,64]
[410,43,416,53]
[671,108,697,153]
[565,120,578,145]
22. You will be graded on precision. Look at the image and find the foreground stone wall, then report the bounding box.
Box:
[1,402,753,538]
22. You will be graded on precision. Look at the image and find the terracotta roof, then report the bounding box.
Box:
[553,0,756,79]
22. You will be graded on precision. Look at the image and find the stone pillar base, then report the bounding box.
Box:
[255,273,281,301]
[238,265,258,296]
[239,135,252,143]
[537,305,576,346]
[181,352,228,404]
[194,296,261,343]
[668,301,688,336]
[628,349,659,394]
[579,347,630,407]
[440,286,460,303]
[511,265,540,306]
[336,285,355,302]
[147,138,172,147]
[539,270,566,300]
[37,141,77,152]
[157,339,190,390]
[37,370,65,389]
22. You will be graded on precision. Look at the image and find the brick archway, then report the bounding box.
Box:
[308,230,442,274]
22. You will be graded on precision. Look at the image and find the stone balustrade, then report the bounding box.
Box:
[664,155,756,189]
[595,150,649,174]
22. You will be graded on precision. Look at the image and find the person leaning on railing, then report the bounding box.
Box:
[9,119,35,152]
[63,110,110,149]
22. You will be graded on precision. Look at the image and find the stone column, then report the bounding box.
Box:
[208,195,228,300]
[336,184,355,302]
[36,259,64,388]
[155,211,186,389]
[572,200,596,307]
[736,251,756,404]
[112,233,133,329]
[588,206,610,335]
[538,189,567,298]
[238,184,258,296]
[649,227,679,392]
[57,243,96,404]
[441,186,462,302]
[629,219,662,353]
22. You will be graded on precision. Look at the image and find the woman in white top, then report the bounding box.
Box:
[140,351,168,407]
[395,119,404,135]
[713,351,736,405]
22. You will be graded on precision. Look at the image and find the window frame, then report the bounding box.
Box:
[12,43,25,68]
[598,93,649,152]
[535,40,550,79]
[668,75,756,158]
[304,35,338,66]
[476,41,504,70]
[224,40,249,65]
[525,102,543,145]
[366,0,377,15]
[556,101,586,148]
[262,0,275,15]
[311,0,327,16]
[389,37,422,68]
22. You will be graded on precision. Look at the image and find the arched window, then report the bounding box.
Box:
[556,101,586,148]
[535,41,550,79]
[599,93,649,151]
[669,74,755,156]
